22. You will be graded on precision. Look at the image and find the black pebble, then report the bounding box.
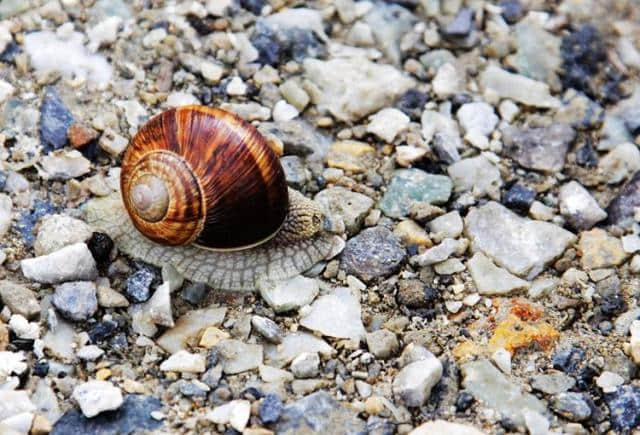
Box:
[575,140,598,168]
[239,0,267,14]
[455,391,474,412]
[553,347,586,375]
[601,294,628,317]
[560,25,606,97]
[182,282,208,305]
[89,320,118,343]
[395,89,429,121]
[33,360,49,377]
[503,184,536,213]
[87,232,114,264]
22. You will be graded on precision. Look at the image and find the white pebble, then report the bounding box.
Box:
[226,77,247,96]
[72,381,123,418]
[272,100,299,122]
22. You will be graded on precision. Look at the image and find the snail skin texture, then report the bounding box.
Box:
[85,106,339,291]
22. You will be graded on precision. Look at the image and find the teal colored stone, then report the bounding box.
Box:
[379,169,452,218]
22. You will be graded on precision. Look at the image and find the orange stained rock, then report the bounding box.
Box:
[488,313,559,354]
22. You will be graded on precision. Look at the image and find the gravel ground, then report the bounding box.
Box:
[1,0,640,434]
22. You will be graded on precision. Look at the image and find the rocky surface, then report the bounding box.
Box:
[0,0,639,434]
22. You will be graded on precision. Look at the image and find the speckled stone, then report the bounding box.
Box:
[341,227,406,281]
[379,169,452,218]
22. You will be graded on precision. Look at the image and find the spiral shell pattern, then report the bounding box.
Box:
[121,106,289,250]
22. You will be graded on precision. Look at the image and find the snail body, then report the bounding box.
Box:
[85,106,339,290]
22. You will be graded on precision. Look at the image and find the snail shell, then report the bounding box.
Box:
[121,105,288,250]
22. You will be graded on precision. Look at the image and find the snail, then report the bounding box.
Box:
[84,106,341,291]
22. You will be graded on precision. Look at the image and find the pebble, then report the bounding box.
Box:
[21,243,98,284]
[341,226,406,281]
[379,169,452,218]
[578,229,628,269]
[432,63,465,98]
[159,350,206,373]
[200,61,224,84]
[0,390,36,421]
[9,313,39,339]
[428,211,463,242]
[290,352,320,378]
[39,87,74,151]
[142,282,174,327]
[76,344,104,361]
[275,391,365,434]
[503,184,536,213]
[251,315,283,344]
[366,329,399,359]
[156,307,227,354]
[411,238,466,267]
[396,145,427,167]
[443,8,474,38]
[165,92,199,108]
[52,281,97,321]
[502,123,576,172]
[605,385,640,431]
[480,65,560,108]
[364,3,416,64]
[468,252,530,295]
[96,281,129,308]
[461,359,546,425]
[394,220,432,247]
[551,392,592,421]
[68,123,98,149]
[273,100,299,122]
[556,90,604,130]
[465,201,576,277]
[559,181,607,230]
[447,155,502,198]
[259,394,283,424]
[0,79,14,104]
[34,214,92,256]
[303,57,413,122]
[216,339,263,374]
[198,326,229,348]
[98,129,128,156]
[72,381,123,418]
[0,280,40,319]
[259,364,293,383]
[51,395,163,435]
[126,269,155,303]
[522,410,550,435]
[392,349,443,407]
[258,275,319,313]
[366,108,410,143]
[206,400,251,432]
[264,331,334,368]
[530,373,576,395]
[598,142,640,184]
[38,150,91,180]
[326,140,376,173]
[410,420,484,435]
[300,287,366,342]
[0,194,11,238]
[596,371,624,393]
[457,102,499,136]
[315,187,374,235]
[279,79,310,112]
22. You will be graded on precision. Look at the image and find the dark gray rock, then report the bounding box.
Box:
[260,393,283,424]
[605,385,640,431]
[552,347,585,375]
[40,87,74,152]
[551,392,592,421]
[16,200,57,247]
[530,373,576,395]
[443,8,474,38]
[51,395,163,435]
[126,269,154,303]
[258,120,329,158]
[181,282,207,305]
[500,0,523,24]
[341,227,406,281]
[606,171,640,227]
[502,123,575,172]
[275,391,366,434]
[280,155,309,189]
[52,281,98,322]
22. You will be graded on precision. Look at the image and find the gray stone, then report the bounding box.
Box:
[264,332,335,368]
[366,329,399,359]
[502,123,576,173]
[480,65,560,108]
[280,155,310,189]
[559,181,607,230]
[598,142,640,184]
[551,392,592,422]
[72,381,123,418]
[52,281,98,322]
[456,102,499,136]
[607,172,640,227]
[216,339,263,374]
[21,243,98,284]
[300,287,366,342]
[410,238,466,267]
[393,352,443,407]
[428,211,463,241]
[258,275,319,313]
[0,194,11,238]
[447,155,502,198]
[258,120,329,159]
[465,201,576,277]
[556,90,604,130]
[379,169,452,218]
[468,252,530,295]
[290,352,320,378]
[251,315,283,344]
[462,359,546,425]
[530,373,576,395]
[443,8,474,38]
[0,280,40,319]
[341,227,405,281]
[315,187,374,235]
[364,3,416,65]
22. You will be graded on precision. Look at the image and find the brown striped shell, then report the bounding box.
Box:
[120,106,289,250]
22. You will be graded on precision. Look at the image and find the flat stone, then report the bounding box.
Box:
[480,65,561,108]
[38,149,92,180]
[393,351,443,407]
[551,392,592,422]
[428,211,463,242]
[21,243,98,284]
[578,229,628,270]
[456,102,499,136]
[432,63,465,98]
[410,238,466,267]
[34,214,92,256]
[304,57,414,122]
[366,329,399,359]
[605,385,640,431]
[326,140,376,173]
[531,373,576,395]
[258,275,319,313]
[0,280,40,319]
[341,227,406,281]
[559,181,607,230]
[52,281,98,322]
[264,332,334,368]
[251,315,283,344]
[502,123,576,173]
[72,381,123,418]
[206,400,251,432]
[159,350,205,373]
[300,287,366,342]
[216,339,263,374]
[315,187,374,235]
[465,201,576,277]
[598,142,640,184]
[462,358,546,425]
[157,307,226,354]
[290,352,320,378]
[39,87,74,151]
[468,252,530,295]
[366,108,410,142]
[607,172,640,227]
[447,155,502,198]
[379,169,452,218]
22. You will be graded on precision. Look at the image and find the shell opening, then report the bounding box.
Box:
[130,174,169,222]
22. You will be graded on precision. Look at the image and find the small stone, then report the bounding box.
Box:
[200,61,224,84]
[0,194,11,239]
[499,100,520,123]
[551,392,592,421]
[143,282,174,327]
[578,229,628,269]
[327,140,376,173]
[216,339,263,374]
[260,394,284,424]
[160,350,206,373]
[206,399,251,431]
[72,381,123,418]
[598,142,640,184]
[259,364,294,383]
[68,124,98,149]
[443,8,474,38]
[465,202,576,277]
[251,315,283,344]
[264,332,334,368]
[258,275,319,313]
[480,65,560,108]
[392,351,443,407]
[21,243,98,284]
[366,108,410,143]
[279,80,310,112]
[432,63,464,98]
[447,155,502,198]
[596,371,624,393]
[457,102,498,136]
[199,326,230,349]
[40,87,74,151]
[52,281,97,322]
[396,145,427,167]
[76,345,104,361]
[300,287,366,342]
[273,100,299,122]
[126,269,155,303]
[394,220,432,247]
[397,280,437,308]
[364,396,385,415]
[315,187,374,235]
[531,373,576,395]
[341,227,405,281]
[98,129,128,157]
[428,211,463,242]
[468,253,530,295]
[503,184,536,213]
[0,79,14,104]
[38,150,91,180]
[410,238,465,267]
[366,329,399,359]
[379,169,452,218]
[522,410,550,435]
[157,307,227,353]
[34,214,92,256]
[622,235,640,254]
[0,280,39,319]
[290,352,320,378]
[559,181,607,230]
[503,123,576,173]
[226,77,247,96]
[605,385,640,431]
[96,281,129,308]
